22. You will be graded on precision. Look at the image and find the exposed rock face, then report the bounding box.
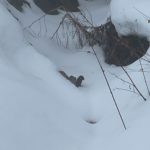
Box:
[7,0,30,11]
[101,21,149,66]
[60,0,79,12]
[33,0,79,15]
[33,0,60,15]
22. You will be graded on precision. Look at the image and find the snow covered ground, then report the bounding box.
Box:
[0,0,150,150]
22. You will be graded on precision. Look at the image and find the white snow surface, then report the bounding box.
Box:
[0,0,150,150]
[111,0,150,39]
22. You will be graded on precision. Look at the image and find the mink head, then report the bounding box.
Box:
[76,75,84,87]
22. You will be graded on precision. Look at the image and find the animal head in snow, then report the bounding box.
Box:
[59,70,84,87]
[75,75,84,87]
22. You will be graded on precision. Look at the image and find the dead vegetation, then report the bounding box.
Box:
[51,12,149,66]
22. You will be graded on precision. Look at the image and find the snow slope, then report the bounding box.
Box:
[0,3,91,150]
[0,0,150,150]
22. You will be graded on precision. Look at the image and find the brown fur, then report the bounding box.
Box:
[59,70,84,87]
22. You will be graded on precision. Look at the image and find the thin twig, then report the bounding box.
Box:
[109,72,133,86]
[51,14,67,39]
[113,88,139,95]
[121,66,146,101]
[139,59,150,95]
[134,7,150,22]
[23,14,47,30]
[91,47,127,130]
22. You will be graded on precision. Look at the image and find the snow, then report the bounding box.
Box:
[0,0,150,150]
[111,0,150,39]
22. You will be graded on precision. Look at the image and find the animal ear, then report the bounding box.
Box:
[75,76,85,87]
[79,76,84,80]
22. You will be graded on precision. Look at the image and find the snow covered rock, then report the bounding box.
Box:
[101,21,149,66]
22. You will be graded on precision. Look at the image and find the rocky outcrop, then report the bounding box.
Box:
[61,0,79,12]
[33,0,60,15]
[101,21,149,66]
[7,0,30,11]
[33,0,79,15]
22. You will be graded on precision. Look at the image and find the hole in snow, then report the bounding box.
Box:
[85,119,98,124]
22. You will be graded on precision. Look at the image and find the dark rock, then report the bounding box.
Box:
[33,0,79,15]
[101,21,149,66]
[7,0,30,11]
[33,0,60,15]
[60,0,79,12]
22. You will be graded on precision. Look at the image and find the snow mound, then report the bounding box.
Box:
[111,0,150,39]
